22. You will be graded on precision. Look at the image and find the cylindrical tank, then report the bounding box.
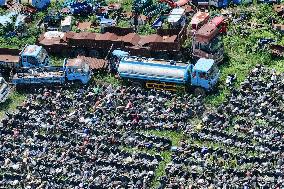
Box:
[118,57,190,84]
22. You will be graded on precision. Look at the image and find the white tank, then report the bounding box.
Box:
[118,57,189,82]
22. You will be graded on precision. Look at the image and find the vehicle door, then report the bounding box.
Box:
[197,71,210,89]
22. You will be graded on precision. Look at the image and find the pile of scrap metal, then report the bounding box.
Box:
[272,23,284,32]
[20,0,50,10]
[159,0,252,8]
[274,4,284,16]
[132,0,172,24]
[0,12,29,37]
[61,0,121,29]
[0,77,10,103]
[61,0,95,16]
[2,0,49,10]
[257,38,284,57]
[38,10,73,32]
[270,44,284,56]
[41,10,63,31]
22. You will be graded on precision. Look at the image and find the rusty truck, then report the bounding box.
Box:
[38,21,224,63]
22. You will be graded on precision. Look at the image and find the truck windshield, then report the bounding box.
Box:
[207,64,219,79]
[36,49,48,64]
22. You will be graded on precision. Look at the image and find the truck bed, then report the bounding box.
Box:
[12,70,65,85]
[0,48,21,68]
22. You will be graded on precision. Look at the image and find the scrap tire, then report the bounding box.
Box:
[194,87,205,97]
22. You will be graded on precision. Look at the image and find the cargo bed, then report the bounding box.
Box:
[12,67,65,85]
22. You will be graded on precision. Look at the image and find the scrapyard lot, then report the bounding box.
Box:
[0,2,284,189]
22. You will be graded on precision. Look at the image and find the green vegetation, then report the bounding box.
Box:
[0,91,26,118]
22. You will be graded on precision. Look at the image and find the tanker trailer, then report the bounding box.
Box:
[117,57,220,95]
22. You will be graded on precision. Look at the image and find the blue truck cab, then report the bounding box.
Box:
[191,58,220,91]
[63,58,91,84]
[110,50,130,72]
[20,45,49,68]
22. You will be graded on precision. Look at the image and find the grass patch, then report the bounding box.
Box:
[151,151,172,189]
[0,91,26,118]
[93,73,122,87]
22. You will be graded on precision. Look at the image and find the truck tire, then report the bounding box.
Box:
[194,87,205,97]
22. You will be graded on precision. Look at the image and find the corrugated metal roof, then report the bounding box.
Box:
[96,32,118,41]
[71,32,97,40]
[274,4,284,13]
[67,56,107,70]
[139,34,162,46]
[44,31,65,39]
[39,28,182,51]
[120,33,140,46]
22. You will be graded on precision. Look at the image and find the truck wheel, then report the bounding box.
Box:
[194,87,205,97]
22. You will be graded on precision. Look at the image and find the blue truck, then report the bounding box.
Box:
[11,58,91,85]
[0,45,50,73]
[117,57,220,95]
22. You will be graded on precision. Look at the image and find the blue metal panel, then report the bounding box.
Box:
[194,58,214,72]
[222,0,229,7]
[66,72,90,84]
[232,0,241,4]
[0,0,5,6]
